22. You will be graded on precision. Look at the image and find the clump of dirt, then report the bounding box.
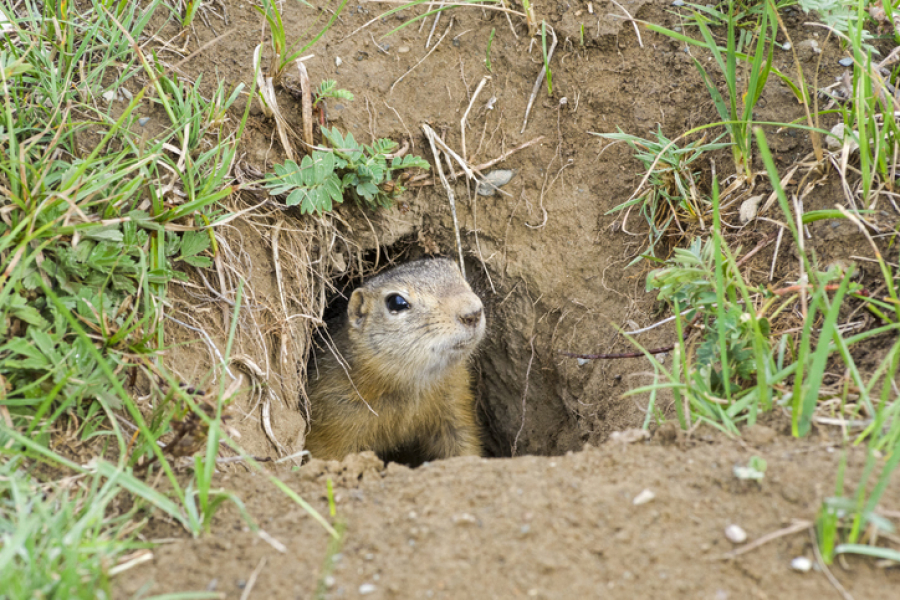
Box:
[125,0,900,595]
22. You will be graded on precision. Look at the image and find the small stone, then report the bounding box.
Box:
[335,57,343,67]
[739,194,764,224]
[633,489,655,505]
[359,582,377,594]
[102,90,117,103]
[453,512,478,525]
[398,45,410,53]
[672,0,685,5]
[828,122,860,152]
[577,358,589,366]
[324,575,336,588]
[725,524,747,544]
[121,87,133,100]
[839,57,854,67]
[791,556,813,572]
[138,117,150,127]
[476,169,515,196]
[782,42,792,51]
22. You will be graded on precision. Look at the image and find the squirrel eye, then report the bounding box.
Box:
[385,293,410,312]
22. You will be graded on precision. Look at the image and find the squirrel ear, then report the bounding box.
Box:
[347,289,368,329]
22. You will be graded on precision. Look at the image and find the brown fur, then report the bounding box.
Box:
[305,258,485,462]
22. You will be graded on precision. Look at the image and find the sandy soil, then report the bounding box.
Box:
[114,0,900,597]
[120,421,900,598]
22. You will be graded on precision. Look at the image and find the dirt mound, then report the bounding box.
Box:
[120,426,900,598]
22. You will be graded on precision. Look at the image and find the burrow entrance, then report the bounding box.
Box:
[308,233,658,460]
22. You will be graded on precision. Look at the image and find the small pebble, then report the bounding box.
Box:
[324,575,336,589]
[633,489,655,505]
[359,583,377,594]
[725,524,747,544]
[672,0,685,5]
[138,117,150,127]
[782,42,792,51]
[791,556,813,572]
[739,194,764,224]
[102,90,117,103]
[335,57,342,67]
[476,169,516,196]
[577,358,589,366]
[839,57,854,67]
[453,512,478,525]
[398,45,410,53]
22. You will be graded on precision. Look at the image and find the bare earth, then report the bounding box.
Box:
[121,423,900,598]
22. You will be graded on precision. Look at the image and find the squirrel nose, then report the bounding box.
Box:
[458,308,483,328]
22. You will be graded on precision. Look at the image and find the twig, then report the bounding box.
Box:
[462,76,490,162]
[297,59,313,150]
[239,557,267,600]
[608,0,643,47]
[108,550,154,576]
[623,309,692,335]
[719,520,812,560]
[426,3,443,48]
[562,319,696,360]
[408,136,544,185]
[522,25,557,134]
[512,335,536,456]
[769,226,784,282]
[390,18,453,94]
[423,124,466,278]
[736,231,778,269]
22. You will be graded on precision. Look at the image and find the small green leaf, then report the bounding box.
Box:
[180,231,211,258]
[183,255,213,268]
[356,181,379,199]
[81,226,123,242]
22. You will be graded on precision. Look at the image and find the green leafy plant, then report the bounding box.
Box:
[0,457,142,599]
[590,128,730,265]
[0,4,336,596]
[255,0,349,81]
[645,0,777,178]
[314,80,354,107]
[266,127,430,214]
[817,449,900,565]
[647,236,770,397]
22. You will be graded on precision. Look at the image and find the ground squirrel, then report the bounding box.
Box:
[305,258,485,464]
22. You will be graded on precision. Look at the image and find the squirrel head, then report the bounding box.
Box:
[347,258,485,385]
